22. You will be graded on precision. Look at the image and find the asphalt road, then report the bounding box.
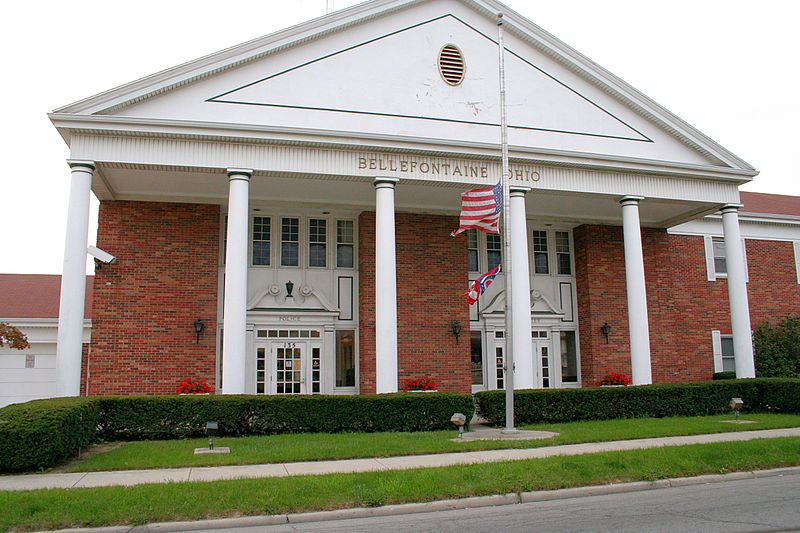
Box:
[194,474,800,532]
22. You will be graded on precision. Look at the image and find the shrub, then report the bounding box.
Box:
[0,398,101,472]
[0,393,474,472]
[754,316,800,378]
[98,393,474,440]
[476,378,800,426]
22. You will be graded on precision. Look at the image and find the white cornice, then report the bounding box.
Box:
[49,0,757,175]
[50,114,756,182]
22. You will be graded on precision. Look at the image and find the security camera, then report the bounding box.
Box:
[87,245,116,264]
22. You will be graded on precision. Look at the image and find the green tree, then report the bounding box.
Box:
[754,315,800,378]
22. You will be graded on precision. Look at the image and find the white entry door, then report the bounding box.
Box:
[255,340,322,395]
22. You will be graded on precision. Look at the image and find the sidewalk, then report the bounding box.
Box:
[2,427,799,492]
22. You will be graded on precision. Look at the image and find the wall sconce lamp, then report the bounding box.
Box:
[286,280,295,298]
[450,320,463,343]
[600,322,611,344]
[194,318,205,344]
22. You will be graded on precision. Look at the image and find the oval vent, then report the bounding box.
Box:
[438,44,465,86]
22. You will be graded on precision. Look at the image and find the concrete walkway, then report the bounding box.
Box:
[2,427,799,492]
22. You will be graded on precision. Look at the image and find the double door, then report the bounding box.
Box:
[255,340,321,394]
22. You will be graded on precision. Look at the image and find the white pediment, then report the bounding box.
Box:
[482,288,565,319]
[53,0,755,175]
[247,283,339,314]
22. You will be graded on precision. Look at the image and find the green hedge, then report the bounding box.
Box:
[476,378,800,426]
[0,397,100,472]
[0,393,474,472]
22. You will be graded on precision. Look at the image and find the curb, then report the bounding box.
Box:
[48,465,800,532]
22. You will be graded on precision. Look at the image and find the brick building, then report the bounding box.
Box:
[42,0,800,399]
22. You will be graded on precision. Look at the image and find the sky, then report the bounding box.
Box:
[1,0,798,275]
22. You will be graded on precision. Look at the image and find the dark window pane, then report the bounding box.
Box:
[253,241,270,266]
[336,330,356,387]
[558,253,571,275]
[281,242,299,266]
[468,249,479,272]
[337,244,354,268]
[534,252,549,274]
[470,331,483,385]
[309,243,326,267]
[560,331,578,382]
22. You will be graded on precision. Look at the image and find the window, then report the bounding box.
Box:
[495,346,505,389]
[721,335,735,372]
[713,237,727,275]
[556,231,571,275]
[309,219,327,267]
[470,330,483,385]
[337,220,354,268]
[487,233,501,271]
[335,330,356,387]
[252,216,271,266]
[560,331,578,383]
[532,230,549,274]
[467,229,479,272]
[281,217,299,267]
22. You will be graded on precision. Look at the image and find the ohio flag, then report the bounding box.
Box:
[465,265,501,305]
[451,182,502,236]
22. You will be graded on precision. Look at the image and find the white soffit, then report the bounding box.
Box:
[51,0,756,178]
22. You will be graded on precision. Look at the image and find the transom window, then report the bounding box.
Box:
[252,216,271,266]
[532,230,549,274]
[486,233,501,271]
[281,218,300,267]
[713,237,727,275]
[336,220,354,268]
[555,231,572,275]
[308,219,327,268]
[257,329,321,338]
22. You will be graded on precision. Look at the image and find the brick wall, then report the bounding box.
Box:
[359,211,471,393]
[575,224,800,386]
[88,201,219,395]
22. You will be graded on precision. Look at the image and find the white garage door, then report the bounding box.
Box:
[0,342,57,407]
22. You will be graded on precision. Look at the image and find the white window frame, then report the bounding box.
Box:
[279,216,302,268]
[336,219,356,270]
[704,235,748,282]
[307,217,329,269]
[711,330,735,373]
[531,229,551,276]
[794,241,800,284]
[250,215,273,267]
[554,230,574,276]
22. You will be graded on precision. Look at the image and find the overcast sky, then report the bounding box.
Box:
[1,0,798,275]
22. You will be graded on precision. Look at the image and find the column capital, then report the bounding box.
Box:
[67,159,95,171]
[227,168,253,180]
[510,186,531,196]
[374,177,400,188]
[720,203,744,214]
[619,195,644,206]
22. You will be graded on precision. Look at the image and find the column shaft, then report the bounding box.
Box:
[721,206,756,378]
[222,168,252,394]
[56,160,95,397]
[374,178,399,393]
[620,196,652,385]
[510,188,534,389]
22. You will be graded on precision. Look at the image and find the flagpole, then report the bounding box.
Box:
[497,13,516,433]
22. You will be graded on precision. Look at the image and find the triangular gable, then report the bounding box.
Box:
[51,0,755,175]
[247,284,339,313]
[208,14,649,143]
[482,288,564,318]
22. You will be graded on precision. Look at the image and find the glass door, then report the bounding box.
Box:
[532,330,552,388]
[275,343,304,394]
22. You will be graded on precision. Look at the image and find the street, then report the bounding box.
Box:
[192,474,800,532]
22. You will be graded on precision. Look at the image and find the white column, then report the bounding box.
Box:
[56,160,95,397]
[222,168,252,394]
[374,178,399,393]
[510,187,534,389]
[620,196,652,385]
[721,204,756,378]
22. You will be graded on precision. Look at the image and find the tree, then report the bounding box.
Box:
[0,322,30,350]
[753,315,800,378]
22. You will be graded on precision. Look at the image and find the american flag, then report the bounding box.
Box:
[465,265,501,305]
[451,182,503,236]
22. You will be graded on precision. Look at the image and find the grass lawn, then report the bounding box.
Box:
[3,437,800,532]
[56,413,800,472]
